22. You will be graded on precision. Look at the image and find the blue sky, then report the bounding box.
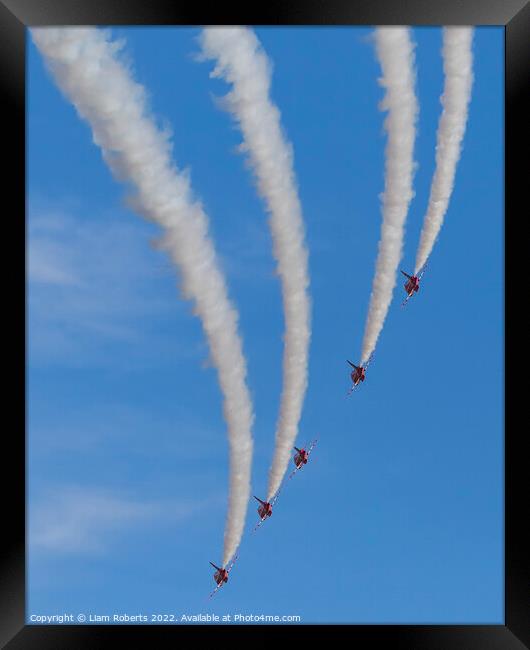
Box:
[27,26,503,624]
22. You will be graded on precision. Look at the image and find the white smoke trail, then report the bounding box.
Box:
[414,27,474,274]
[32,27,253,567]
[360,27,418,365]
[199,27,310,502]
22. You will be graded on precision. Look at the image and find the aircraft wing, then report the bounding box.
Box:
[401,293,412,307]
[209,582,223,599]
[307,439,318,456]
[252,517,266,534]
[287,465,301,481]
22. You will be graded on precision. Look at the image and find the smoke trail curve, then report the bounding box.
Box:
[414,27,474,274]
[360,27,418,365]
[199,27,311,502]
[32,27,254,568]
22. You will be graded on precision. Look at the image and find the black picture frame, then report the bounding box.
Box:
[2,0,527,647]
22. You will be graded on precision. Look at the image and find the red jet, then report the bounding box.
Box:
[209,562,229,588]
[348,360,365,385]
[347,360,365,395]
[347,354,374,395]
[293,439,318,469]
[294,446,309,468]
[401,270,420,304]
[208,555,238,598]
[289,439,318,480]
[401,265,427,306]
[254,496,273,520]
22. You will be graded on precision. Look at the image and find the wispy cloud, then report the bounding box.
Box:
[29,485,211,554]
[29,401,226,462]
[27,202,198,366]
[28,237,81,287]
